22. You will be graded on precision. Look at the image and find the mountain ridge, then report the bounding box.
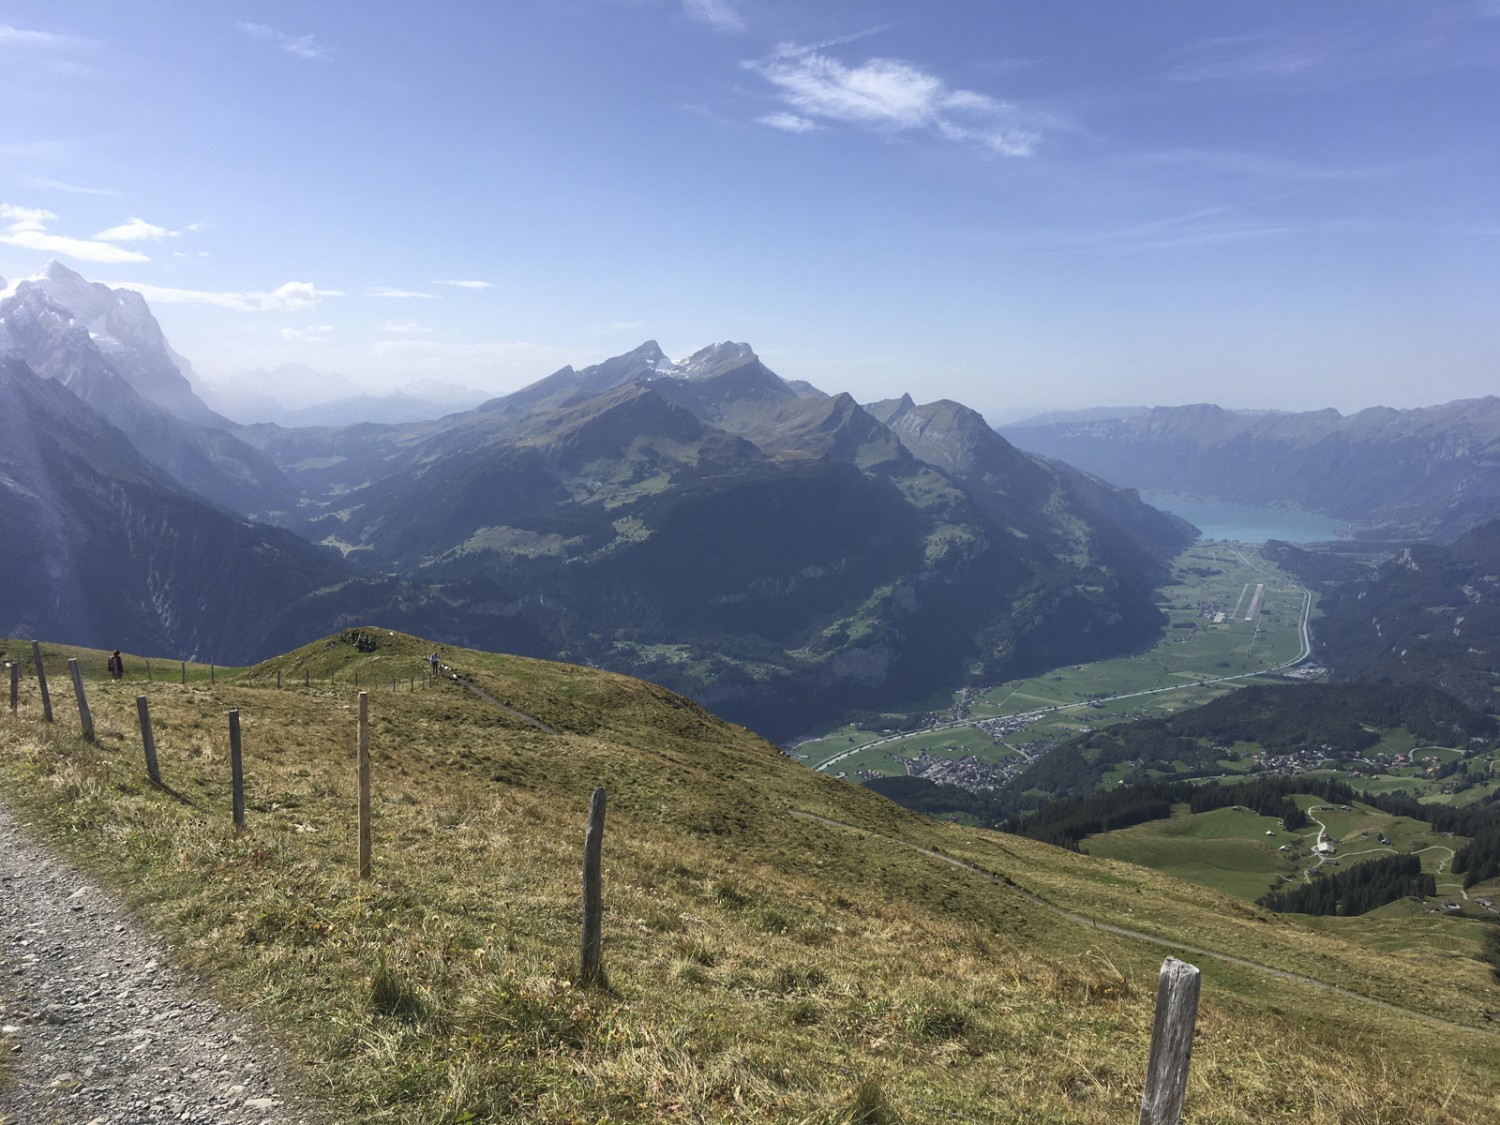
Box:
[1,269,1196,737]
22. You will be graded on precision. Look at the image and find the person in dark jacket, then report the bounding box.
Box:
[107,650,124,680]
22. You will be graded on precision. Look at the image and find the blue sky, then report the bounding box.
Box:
[2,1,1497,418]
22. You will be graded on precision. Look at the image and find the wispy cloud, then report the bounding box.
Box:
[368,286,439,299]
[281,325,334,344]
[236,21,328,61]
[757,112,820,134]
[0,23,96,50]
[1024,202,1310,257]
[1163,13,1500,87]
[28,177,120,197]
[432,278,495,289]
[0,203,150,264]
[115,280,343,312]
[94,217,179,242]
[683,0,745,35]
[1164,33,1330,83]
[745,43,1047,156]
[380,319,432,334]
[1133,148,1406,184]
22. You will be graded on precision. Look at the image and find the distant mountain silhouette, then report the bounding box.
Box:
[1004,400,1500,540]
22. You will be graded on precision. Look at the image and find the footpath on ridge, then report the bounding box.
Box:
[0,800,322,1125]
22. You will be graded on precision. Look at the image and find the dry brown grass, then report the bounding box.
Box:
[2,630,1498,1122]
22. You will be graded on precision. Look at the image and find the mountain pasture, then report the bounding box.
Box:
[3,633,1500,1122]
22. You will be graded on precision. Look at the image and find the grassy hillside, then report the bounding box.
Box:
[1083,799,1470,905]
[3,632,1500,1123]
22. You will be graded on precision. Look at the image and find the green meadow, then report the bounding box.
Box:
[800,543,1312,778]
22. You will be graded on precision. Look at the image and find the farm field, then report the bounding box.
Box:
[796,542,1313,779]
[1080,798,1472,905]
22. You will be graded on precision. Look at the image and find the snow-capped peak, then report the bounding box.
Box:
[0,261,218,424]
[669,340,758,381]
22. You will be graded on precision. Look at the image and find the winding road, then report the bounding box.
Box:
[813,565,1313,773]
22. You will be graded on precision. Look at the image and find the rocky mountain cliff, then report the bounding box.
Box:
[1004,400,1500,540]
[0,263,295,516]
[0,356,349,659]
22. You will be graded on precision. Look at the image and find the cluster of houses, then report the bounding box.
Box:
[898,750,1019,791]
[973,711,1044,748]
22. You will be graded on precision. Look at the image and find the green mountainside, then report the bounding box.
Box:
[1,268,1200,740]
[3,632,1499,1123]
[233,341,1196,739]
[1309,519,1500,712]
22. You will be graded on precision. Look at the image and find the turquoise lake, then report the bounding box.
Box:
[1139,494,1348,543]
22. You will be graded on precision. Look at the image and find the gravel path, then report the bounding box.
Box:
[0,800,325,1125]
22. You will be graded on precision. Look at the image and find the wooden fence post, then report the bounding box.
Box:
[137,696,160,783]
[1139,957,1201,1125]
[304,669,310,689]
[277,669,282,689]
[32,641,53,722]
[180,661,186,685]
[67,659,95,743]
[357,691,371,880]
[211,663,216,686]
[8,661,17,713]
[229,709,245,830]
[147,659,153,683]
[581,786,607,986]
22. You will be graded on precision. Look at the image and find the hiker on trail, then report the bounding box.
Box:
[429,653,440,675]
[107,651,123,680]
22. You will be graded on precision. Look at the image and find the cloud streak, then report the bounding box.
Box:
[115,280,343,312]
[683,0,745,34]
[281,325,334,344]
[28,177,120,197]
[745,44,1045,156]
[757,112,820,134]
[94,217,179,242]
[432,278,495,289]
[237,21,328,61]
[0,203,150,264]
[368,286,438,299]
[0,23,95,50]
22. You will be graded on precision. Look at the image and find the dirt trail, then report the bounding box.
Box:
[0,800,324,1125]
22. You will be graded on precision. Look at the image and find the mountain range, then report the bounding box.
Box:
[0,265,1194,738]
[197,362,486,427]
[1004,400,1500,540]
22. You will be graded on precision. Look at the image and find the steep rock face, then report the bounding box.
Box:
[1004,400,1500,540]
[2,261,217,424]
[0,358,355,659]
[0,264,296,517]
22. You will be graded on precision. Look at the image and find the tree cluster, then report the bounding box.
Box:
[1259,854,1434,916]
